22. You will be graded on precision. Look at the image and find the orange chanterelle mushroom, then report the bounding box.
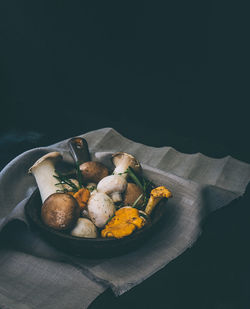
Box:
[101,207,146,239]
[145,186,172,215]
[68,188,90,209]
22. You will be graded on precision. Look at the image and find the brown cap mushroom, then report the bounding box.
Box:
[41,193,80,230]
[80,161,109,184]
[123,183,144,206]
[112,152,141,178]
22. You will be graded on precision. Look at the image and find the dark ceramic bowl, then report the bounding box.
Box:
[25,189,167,258]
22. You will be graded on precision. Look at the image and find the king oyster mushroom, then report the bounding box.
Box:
[71,218,98,238]
[97,174,127,203]
[41,193,80,230]
[28,152,63,202]
[87,192,115,228]
[112,152,141,178]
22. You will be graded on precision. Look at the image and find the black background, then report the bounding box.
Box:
[0,0,249,154]
[1,1,250,308]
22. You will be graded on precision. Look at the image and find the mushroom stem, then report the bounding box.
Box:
[97,175,127,203]
[145,196,163,215]
[110,192,122,203]
[29,152,63,202]
[144,186,172,215]
[113,161,129,177]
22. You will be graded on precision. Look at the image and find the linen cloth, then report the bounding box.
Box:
[1,127,250,309]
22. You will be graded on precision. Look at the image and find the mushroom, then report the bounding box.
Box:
[97,174,127,203]
[145,186,172,215]
[80,161,109,183]
[81,208,90,219]
[70,218,98,238]
[123,183,144,206]
[101,206,146,239]
[41,193,80,230]
[112,152,141,178]
[28,152,63,203]
[87,192,115,228]
[71,187,90,209]
[86,182,97,195]
[61,179,80,192]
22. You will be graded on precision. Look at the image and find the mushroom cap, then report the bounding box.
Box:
[101,206,146,239]
[111,152,141,174]
[29,152,62,174]
[87,192,115,228]
[123,183,144,206]
[150,186,172,198]
[80,161,109,183]
[97,174,127,196]
[41,193,80,230]
[70,218,98,238]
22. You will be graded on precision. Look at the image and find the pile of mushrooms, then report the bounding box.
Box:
[28,139,172,240]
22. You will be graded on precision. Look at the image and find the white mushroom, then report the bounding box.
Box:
[97,174,127,203]
[112,152,141,178]
[87,192,115,228]
[71,218,98,238]
[28,152,63,203]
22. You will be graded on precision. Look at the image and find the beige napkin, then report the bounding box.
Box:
[1,128,250,308]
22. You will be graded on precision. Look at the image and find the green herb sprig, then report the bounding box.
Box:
[53,174,79,191]
[53,162,84,193]
[125,167,143,189]
[125,167,155,209]
[131,193,144,208]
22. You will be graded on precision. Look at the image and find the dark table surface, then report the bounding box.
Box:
[1,1,250,308]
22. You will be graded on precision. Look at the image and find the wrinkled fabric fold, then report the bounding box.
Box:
[1,128,250,308]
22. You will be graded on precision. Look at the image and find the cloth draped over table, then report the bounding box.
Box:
[1,128,250,309]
